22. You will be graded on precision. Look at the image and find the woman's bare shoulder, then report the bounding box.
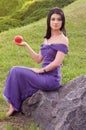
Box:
[61,35,69,47]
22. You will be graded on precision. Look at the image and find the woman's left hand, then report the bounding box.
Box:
[30,68,43,74]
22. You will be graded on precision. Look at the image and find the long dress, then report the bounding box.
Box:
[3,43,68,111]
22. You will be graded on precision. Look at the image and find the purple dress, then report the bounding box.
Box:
[3,43,68,111]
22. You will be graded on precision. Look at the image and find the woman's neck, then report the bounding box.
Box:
[51,30,62,37]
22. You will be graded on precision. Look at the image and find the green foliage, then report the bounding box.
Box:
[0,17,23,32]
[0,0,76,32]
[0,0,18,16]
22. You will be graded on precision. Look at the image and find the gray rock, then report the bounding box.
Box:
[22,75,86,130]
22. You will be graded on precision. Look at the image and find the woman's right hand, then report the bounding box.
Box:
[14,41,28,47]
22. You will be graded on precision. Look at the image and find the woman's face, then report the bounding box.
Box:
[50,13,62,31]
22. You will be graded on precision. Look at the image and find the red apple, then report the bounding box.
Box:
[14,36,23,43]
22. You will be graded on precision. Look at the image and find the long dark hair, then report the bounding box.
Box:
[44,7,66,39]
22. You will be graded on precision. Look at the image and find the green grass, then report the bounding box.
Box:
[0,0,86,129]
[0,0,76,32]
[62,0,86,82]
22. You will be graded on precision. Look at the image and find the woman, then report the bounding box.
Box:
[3,7,68,116]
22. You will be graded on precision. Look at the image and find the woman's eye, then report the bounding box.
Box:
[51,18,62,21]
[51,18,55,21]
[57,18,62,21]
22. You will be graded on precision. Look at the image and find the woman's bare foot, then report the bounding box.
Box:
[6,104,15,116]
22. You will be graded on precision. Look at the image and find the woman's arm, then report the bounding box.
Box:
[42,51,65,72]
[30,51,65,73]
[15,41,43,64]
[24,42,43,63]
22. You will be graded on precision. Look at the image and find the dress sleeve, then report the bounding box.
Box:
[51,44,68,54]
